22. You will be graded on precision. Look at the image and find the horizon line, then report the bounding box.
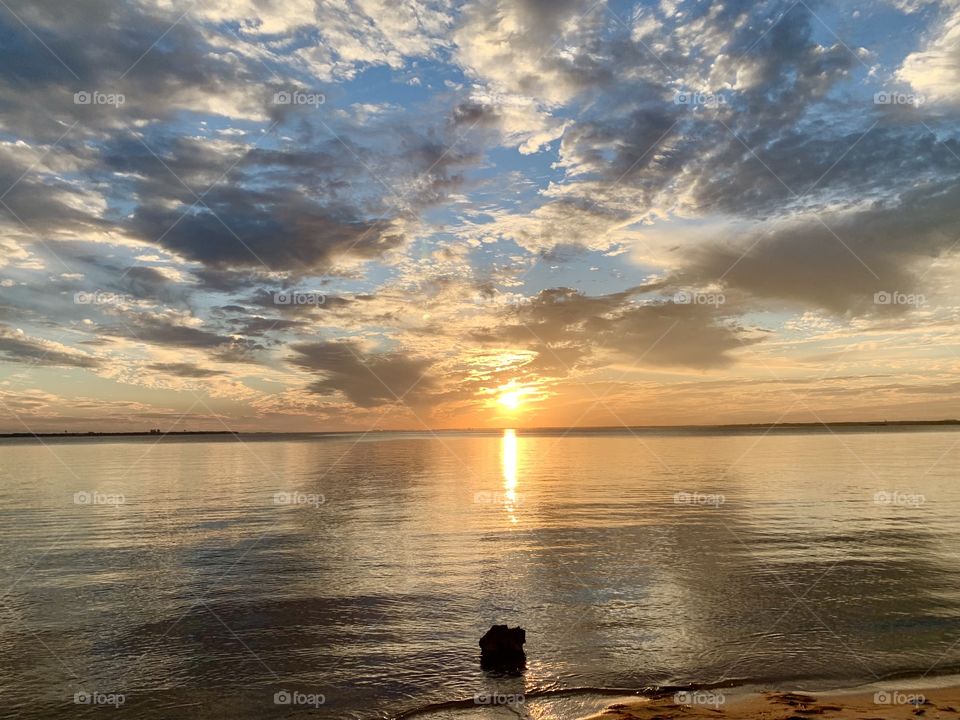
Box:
[2,418,960,439]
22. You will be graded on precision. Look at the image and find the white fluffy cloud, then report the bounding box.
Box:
[897,4,960,103]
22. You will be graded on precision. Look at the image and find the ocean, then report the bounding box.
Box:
[1,427,958,718]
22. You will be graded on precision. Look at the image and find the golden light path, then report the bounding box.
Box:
[501,428,519,523]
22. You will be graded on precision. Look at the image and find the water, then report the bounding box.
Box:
[1,427,959,719]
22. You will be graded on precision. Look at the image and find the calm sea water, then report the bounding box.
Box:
[1,427,959,719]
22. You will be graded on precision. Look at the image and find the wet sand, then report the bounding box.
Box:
[585,681,960,719]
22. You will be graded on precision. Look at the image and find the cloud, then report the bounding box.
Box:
[474,286,752,370]
[0,0,268,142]
[292,0,454,80]
[104,129,470,274]
[0,325,99,368]
[132,199,405,272]
[290,340,435,407]
[897,4,960,103]
[146,362,227,378]
[451,92,568,154]
[454,0,614,104]
[1,0,959,430]
[674,179,960,314]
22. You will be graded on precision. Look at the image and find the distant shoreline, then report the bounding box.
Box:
[0,430,245,439]
[2,419,959,439]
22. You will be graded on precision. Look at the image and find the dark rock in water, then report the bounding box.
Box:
[479,624,526,671]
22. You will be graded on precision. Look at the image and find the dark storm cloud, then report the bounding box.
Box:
[290,340,435,407]
[0,325,99,368]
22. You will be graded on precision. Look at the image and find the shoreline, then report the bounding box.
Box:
[583,675,960,719]
[390,675,960,719]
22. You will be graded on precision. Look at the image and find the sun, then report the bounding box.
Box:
[497,390,524,411]
[496,381,536,411]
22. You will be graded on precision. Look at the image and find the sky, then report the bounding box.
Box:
[0,0,959,432]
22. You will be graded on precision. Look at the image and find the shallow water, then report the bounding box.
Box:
[1,427,959,718]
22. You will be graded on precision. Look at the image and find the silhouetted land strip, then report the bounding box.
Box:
[0,430,245,439]
[567,419,960,431]
[2,419,959,439]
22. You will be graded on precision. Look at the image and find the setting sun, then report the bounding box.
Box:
[498,390,524,410]
[495,380,538,412]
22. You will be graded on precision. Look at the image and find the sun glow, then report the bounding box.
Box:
[495,381,535,412]
[497,390,524,410]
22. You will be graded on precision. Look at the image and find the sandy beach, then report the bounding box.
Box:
[586,680,960,719]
